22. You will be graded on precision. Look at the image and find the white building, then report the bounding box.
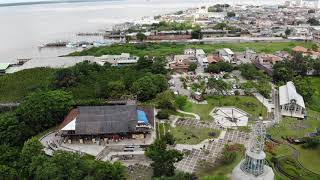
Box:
[96,53,139,66]
[184,48,196,56]
[218,48,235,63]
[196,49,208,68]
[279,81,306,119]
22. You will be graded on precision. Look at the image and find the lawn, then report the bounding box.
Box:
[183,96,267,121]
[69,42,314,57]
[125,164,153,180]
[267,110,320,140]
[308,76,320,112]
[170,125,220,145]
[157,122,170,139]
[197,144,245,179]
[267,110,320,174]
[277,156,320,180]
[0,68,56,102]
[197,152,242,179]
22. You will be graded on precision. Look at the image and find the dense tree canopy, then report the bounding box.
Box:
[16,90,75,133]
[207,78,232,95]
[206,61,233,73]
[145,139,183,177]
[136,32,147,42]
[29,151,125,180]
[0,113,33,146]
[175,95,188,110]
[188,62,198,72]
[53,68,76,88]
[239,64,265,80]
[156,91,177,110]
[132,74,168,101]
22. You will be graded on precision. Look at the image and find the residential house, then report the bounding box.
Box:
[218,48,235,63]
[196,49,208,68]
[169,55,195,73]
[313,31,320,44]
[253,54,282,76]
[292,46,320,59]
[244,48,258,61]
[279,81,306,119]
[184,48,196,56]
[207,55,222,65]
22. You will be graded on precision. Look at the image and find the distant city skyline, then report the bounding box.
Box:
[0,0,286,5]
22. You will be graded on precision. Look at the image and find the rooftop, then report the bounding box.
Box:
[75,105,138,135]
[0,63,10,70]
[279,81,305,108]
[292,46,308,53]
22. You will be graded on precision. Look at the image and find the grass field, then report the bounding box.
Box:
[170,125,220,145]
[277,156,320,180]
[197,153,242,179]
[0,68,55,102]
[309,76,320,112]
[267,110,320,140]
[267,110,320,174]
[197,144,245,179]
[183,96,267,121]
[69,42,314,57]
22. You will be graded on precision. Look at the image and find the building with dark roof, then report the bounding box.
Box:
[59,105,154,139]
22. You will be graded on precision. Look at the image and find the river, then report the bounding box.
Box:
[0,0,284,63]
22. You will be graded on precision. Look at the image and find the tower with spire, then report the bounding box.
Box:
[231,120,274,180]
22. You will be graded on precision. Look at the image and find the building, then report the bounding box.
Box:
[292,46,308,54]
[218,48,235,63]
[207,55,222,65]
[0,63,10,74]
[184,48,196,56]
[292,46,320,59]
[59,105,154,143]
[169,54,196,73]
[313,31,320,44]
[196,49,208,68]
[244,48,258,61]
[253,54,282,76]
[96,53,139,66]
[279,81,306,119]
[232,121,274,180]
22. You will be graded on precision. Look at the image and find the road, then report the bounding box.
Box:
[273,89,281,124]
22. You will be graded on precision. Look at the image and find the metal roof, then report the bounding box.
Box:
[223,48,235,55]
[75,105,138,135]
[0,63,10,70]
[279,81,305,108]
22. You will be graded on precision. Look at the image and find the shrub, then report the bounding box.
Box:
[175,96,188,109]
[156,109,171,119]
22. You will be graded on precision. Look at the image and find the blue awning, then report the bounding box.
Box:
[137,110,148,124]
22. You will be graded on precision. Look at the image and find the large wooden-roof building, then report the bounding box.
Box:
[59,105,154,139]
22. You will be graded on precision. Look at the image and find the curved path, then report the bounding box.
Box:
[177,110,201,120]
[268,137,320,178]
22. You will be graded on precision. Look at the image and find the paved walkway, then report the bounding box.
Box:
[253,92,274,113]
[175,129,251,173]
[177,110,201,120]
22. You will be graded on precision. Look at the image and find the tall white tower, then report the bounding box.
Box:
[231,120,274,180]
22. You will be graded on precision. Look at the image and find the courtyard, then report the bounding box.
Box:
[183,96,267,121]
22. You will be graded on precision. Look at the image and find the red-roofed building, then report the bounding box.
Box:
[292,46,308,53]
[207,55,222,64]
